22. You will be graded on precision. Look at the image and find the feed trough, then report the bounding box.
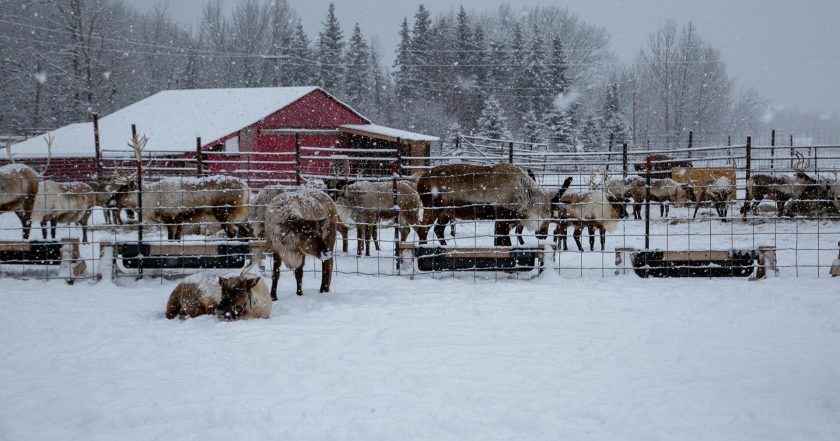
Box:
[409,245,541,272]
[631,249,759,278]
[0,239,86,283]
[115,242,251,269]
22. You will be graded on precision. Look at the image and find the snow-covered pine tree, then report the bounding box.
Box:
[543,106,576,152]
[393,17,413,101]
[579,113,604,152]
[549,36,570,94]
[262,0,295,86]
[602,83,629,145]
[455,6,473,79]
[411,5,433,96]
[476,96,510,139]
[509,23,529,120]
[316,3,345,92]
[288,20,314,86]
[344,24,370,108]
[521,108,545,145]
[525,26,551,115]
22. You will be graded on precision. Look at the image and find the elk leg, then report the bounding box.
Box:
[634,202,642,220]
[587,223,595,251]
[356,225,365,256]
[573,225,583,252]
[50,219,57,240]
[399,226,411,242]
[515,223,525,245]
[494,221,512,247]
[417,205,437,245]
[692,201,702,219]
[79,209,92,243]
[270,251,281,301]
[320,257,333,293]
[599,226,606,251]
[364,224,372,257]
[434,212,451,246]
[337,223,348,253]
[372,225,380,251]
[295,258,305,296]
[40,218,48,240]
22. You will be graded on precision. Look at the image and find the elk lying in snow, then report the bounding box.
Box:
[331,180,422,256]
[31,180,96,242]
[108,175,250,240]
[1,140,41,239]
[688,176,734,219]
[553,190,620,252]
[623,178,689,218]
[740,174,795,219]
[165,269,271,320]
[415,163,571,246]
[265,188,337,299]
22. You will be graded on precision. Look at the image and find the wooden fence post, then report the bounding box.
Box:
[644,156,651,250]
[770,129,776,170]
[294,132,302,186]
[745,136,752,182]
[132,124,143,280]
[454,135,460,153]
[395,137,402,176]
[92,112,101,179]
[790,134,795,168]
[622,142,628,178]
[508,141,514,164]
[607,133,614,171]
[687,130,693,159]
[195,137,203,177]
[391,162,401,271]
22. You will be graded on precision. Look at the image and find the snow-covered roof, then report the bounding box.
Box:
[11,86,368,159]
[340,124,440,142]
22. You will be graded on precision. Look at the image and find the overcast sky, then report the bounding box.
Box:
[142,0,840,117]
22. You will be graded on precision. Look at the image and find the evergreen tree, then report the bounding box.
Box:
[288,20,314,86]
[488,39,509,88]
[476,95,510,139]
[521,108,545,144]
[316,3,345,91]
[455,6,472,79]
[543,106,576,152]
[509,23,528,118]
[602,83,629,144]
[393,17,413,100]
[549,36,570,94]
[411,5,433,93]
[525,26,551,115]
[579,113,603,152]
[344,23,370,107]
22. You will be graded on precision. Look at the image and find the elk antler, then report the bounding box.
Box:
[41,134,54,176]
[4,139,14,164]
[793,151,811,173]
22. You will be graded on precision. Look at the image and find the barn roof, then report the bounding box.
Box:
[339,124,440,142]
[11,86,368,159]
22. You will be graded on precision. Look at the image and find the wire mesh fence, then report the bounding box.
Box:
[2,133,840,285]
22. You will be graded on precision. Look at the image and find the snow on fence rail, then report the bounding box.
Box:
[2,134,840,282]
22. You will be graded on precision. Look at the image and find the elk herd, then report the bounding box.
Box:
[4,135,840,321]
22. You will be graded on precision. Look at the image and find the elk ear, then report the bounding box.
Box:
[245,277,259,289]
[318,218,328,230]
[218,277,228,290]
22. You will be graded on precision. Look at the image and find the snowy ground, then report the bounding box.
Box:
[1,274,839,440]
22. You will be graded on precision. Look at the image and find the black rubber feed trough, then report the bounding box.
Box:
[0,241,63,265]
[117,242,251,269]
[415,246,540,272]
[632,249,758,278]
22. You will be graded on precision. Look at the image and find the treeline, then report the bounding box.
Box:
[0,0,768,150]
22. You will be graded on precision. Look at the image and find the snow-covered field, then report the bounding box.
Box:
[1,273,839,440]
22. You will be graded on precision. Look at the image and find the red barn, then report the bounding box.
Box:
[8,87,438,186]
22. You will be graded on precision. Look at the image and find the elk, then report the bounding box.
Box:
[1,139,40,239]
[249,185,287,239]
[165,267,271,320]
[265,188,337,299]
[31,180,96,242]
[624,178,689,218]
[108,175,251,240]
[605,177,645,219]
[739,174,795,219]
[415,163,572,246]
[331,180,422,256]
[783,152,839,217]
[688,176,734,219]
[323,177,379,253]
[553,190,620,252]
[634,154,693,179]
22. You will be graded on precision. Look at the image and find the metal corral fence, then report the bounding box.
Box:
[1,132,840,285]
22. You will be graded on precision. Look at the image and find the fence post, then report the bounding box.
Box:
[727,135,733,165]
[195,137,203,177]
[644,156,651,250]
[508,141,514,164]
[814,147,818,174]
[687,130,693,159]
[395,137,403,176]
[607,133,614,171]
[454,135,460,154]
[392,162,401,271]
[790,134,795,168]
[132,124,143,280]
[745,136,752,182]
[622,142,628,178]
[92,112,102,179]
[294,132,302,186]
[770,129,776,170]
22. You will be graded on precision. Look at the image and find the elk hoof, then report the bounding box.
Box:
[271,295,278,301]
[296,291,303,296]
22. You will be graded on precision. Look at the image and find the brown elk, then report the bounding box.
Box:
[415,163,572,246]
[553,190,620,252]
[688,176,734,219]
[331,180,422,256]
[165,268,271,320]
[32,180,96,242]
[323,177,379,253]
[605,177,645,219]
[624,178,689,218]
[739,174,795,219]
[265,188,337,299]
[634,154,693,179]
[249,185,287,239]
[1,138,43,239]
[108,175,251,240]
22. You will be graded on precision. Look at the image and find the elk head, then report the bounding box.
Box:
[550,177,574,213]
[216,275,260,320]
